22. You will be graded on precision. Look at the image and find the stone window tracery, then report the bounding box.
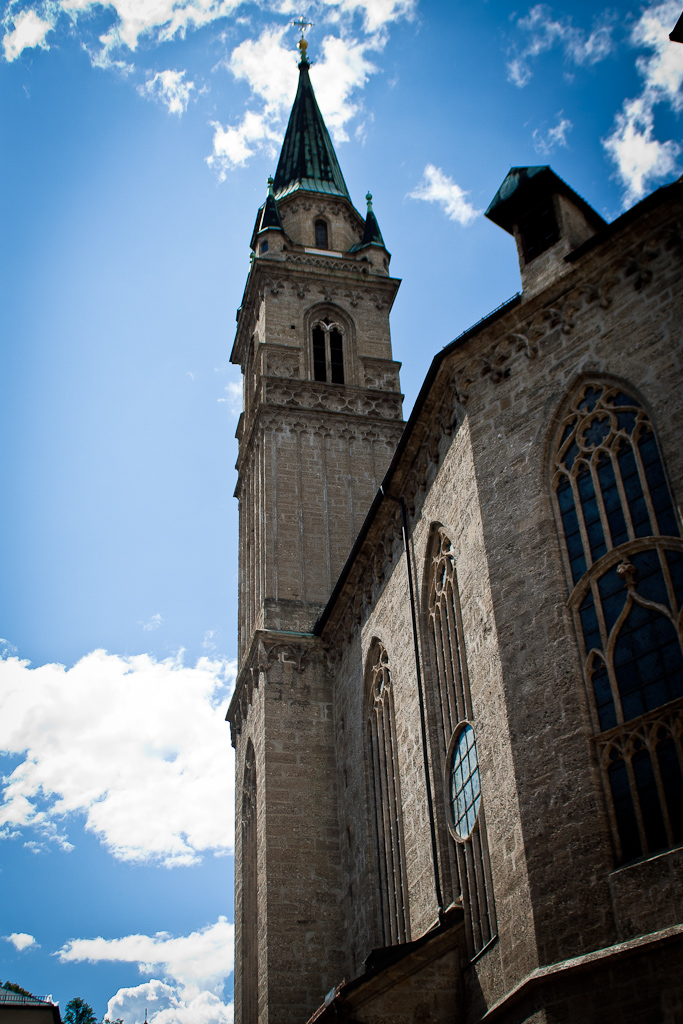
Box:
[426,527,496,956]
[312,318,344,385]
[552,381,683,865]
[366,640,410,946]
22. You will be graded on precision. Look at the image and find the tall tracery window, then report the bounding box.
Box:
[552,382,683,865]
[312,318,344,385]
[367,640,410,946]
[241,742,258,1024]
[426,527,496,956]
[314,219,328,249]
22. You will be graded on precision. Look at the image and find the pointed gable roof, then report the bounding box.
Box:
[272,58,350,200]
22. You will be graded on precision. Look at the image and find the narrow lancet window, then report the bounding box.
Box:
[314,219,328,249]
[552,382,683,865]
[311,318,345,385]
[241,742,258,1023]
[367,640,409,946]
[426,526,496,956]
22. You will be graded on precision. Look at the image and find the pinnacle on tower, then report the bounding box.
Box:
[257,176,284,231]
[360,192,385,247]
[271,50,350,200]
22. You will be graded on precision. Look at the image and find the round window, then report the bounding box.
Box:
[450,724,481,839]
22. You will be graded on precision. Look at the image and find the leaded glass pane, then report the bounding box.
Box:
[596,453,629,547]
[613,602,683,721]
[450,725,481,839]
[557,475,586,583]
[312,326,326,381]
[630,550,670,608]
[577,463,607,562]
[617,440,651,537]
[591,657,616,731]
[608,756,642,861]
[632,747,668,853]
[638,429,680,538]
[329,328,344,384]
[657,737,683,842]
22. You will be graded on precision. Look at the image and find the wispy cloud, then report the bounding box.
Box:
[4,933,38,951]
[603,0,683,205]
[59,918,234,1024]
[140,69,195,115]
[0,650,235,865]
[507,4,616,87]
[141,613,164,631]
[533,113,573,154]
[217,380,243,415]
[408,165,480,226]
[2,7,53,62]
[207,25,384,178]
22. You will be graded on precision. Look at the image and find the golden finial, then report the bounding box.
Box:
[292,16,313,63]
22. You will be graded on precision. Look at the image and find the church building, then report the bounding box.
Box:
[226,36,683,1024]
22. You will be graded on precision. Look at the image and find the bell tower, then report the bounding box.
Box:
[228,39,403,1024]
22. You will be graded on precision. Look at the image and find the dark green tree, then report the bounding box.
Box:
[63,998,98,1024]
[2,982,34,997]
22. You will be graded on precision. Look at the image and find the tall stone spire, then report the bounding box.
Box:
[272,53,350,200]
[228,40,403,1024]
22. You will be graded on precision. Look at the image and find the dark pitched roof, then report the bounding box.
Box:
[485,165,606,234]
[349,193,386,252]
[272,58,350,200]
[360,192,385,246]
[258,178,284,232]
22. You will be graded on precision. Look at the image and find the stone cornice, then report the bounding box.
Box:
[231,257,401,367]
[226,628,324,746]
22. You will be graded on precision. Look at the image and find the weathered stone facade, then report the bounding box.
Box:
[227,57,683,1024]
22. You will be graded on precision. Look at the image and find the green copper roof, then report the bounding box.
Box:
[350,192,385,250]
[485,165,606,235]
[272,59,350,200]
[485,166,549,220]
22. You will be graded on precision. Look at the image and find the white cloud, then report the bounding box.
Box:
[107,982,233,1024]
[217,380,243,415]
[141,613,163,631]
[3,8,53,62]
[507,4,616,87]
[207,23,384,177]
[0,650,235,866]
[533,113,573,154]
[408,164,480,226]
[322,0,415,34]
[4,932,38,951]
[60,0,240,53]
[141,69,195,115]
[603,0,683,204]
[59,919,234,1024]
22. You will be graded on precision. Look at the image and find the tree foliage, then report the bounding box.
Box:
[63,997,98,1024]
[2,982,34,997]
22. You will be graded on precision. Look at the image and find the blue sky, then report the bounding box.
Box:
[1,0,681,1020]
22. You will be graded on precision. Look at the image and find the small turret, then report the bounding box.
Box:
[486,166,606,297]
[251,177,286,256]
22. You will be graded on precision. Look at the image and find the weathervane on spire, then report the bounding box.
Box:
[292,15,313,63]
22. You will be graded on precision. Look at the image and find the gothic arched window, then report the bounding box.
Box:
[314,219,328,249]
[241,741,258,1023]
[312,318,344,385]
[552,382,683,864]
[426,527,496,956]
[366,640,410,946]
